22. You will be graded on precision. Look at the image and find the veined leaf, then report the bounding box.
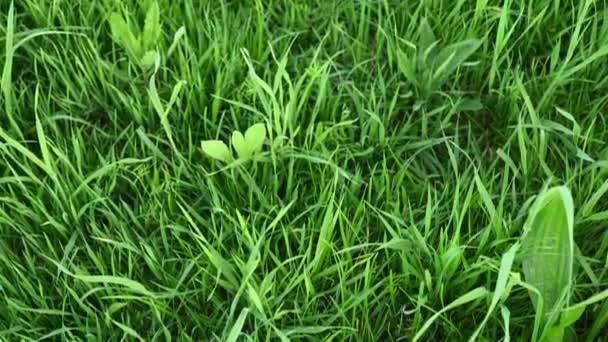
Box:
[244,123,266,154]
[109,13,141,58]
[231,131,248,159]
[418,18,437,54]
[430,39,481,91]
[397,49,420,90]
[202,140,231,162]
[520,186,574,317]
[142,1,161,51]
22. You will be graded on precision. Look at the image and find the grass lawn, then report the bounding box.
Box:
[1,0,608,340]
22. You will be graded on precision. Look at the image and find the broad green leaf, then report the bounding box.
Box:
[231,131,249,159]
[544,326,565,342]
[141,50,157,69]
[560,305,586,327]
[418,18,437,54]
[142,1,160,51]
[201,140,231,162]
[109,13,141,58]
[244,123,266,154]
[521,186,574,317]
[431,39,481,91]
[397,50,420,89]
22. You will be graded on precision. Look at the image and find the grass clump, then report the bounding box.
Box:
[1,0,608,340]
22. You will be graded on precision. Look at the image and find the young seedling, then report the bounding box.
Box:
[201,140,232,163]
[201,123,267,163]
[109,1,161,69]
[396,18,482,101]
[231,123,267,159]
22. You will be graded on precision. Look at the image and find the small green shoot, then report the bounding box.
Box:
[202,123,267,162]
[396,18,482,100]
[231,123,267,159]
[109,1,161,69]
[201,140,232,163]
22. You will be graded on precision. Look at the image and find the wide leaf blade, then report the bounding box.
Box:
[109,13,141,58]
[521,186,574,316]
[201,140,231,162]
[142,1,161,51]
[231,131,249,159]
[244,123,267,155]
[430,39,481,91]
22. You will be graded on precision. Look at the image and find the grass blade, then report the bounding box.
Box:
[412,287,488,341]
[226,308,249,342]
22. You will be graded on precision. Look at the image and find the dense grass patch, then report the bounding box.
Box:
[1,0,608,340]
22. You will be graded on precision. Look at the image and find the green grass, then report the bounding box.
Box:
[1,0,608,340]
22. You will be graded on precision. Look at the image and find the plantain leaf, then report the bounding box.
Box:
[418,18,437,54]
[201,140,231,162]
[109,13,141,59]
[231,131,249,159]
[142,1,161,51]
[397,49,420,90]
[430,39,481,91]
[244,123,266,155]
[520,186,574,317]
